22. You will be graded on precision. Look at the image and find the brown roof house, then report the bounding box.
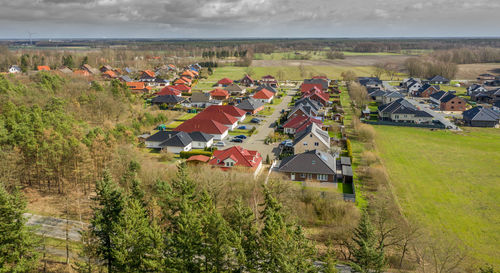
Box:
[430,91,466,112]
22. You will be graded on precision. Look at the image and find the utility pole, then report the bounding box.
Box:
[27,32,36,46]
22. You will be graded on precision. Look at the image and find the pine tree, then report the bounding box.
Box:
[0,184,39,272]
[259,188,317,273]
[89,170,125,273]
[349,211,386,273]
[111,197,164,272]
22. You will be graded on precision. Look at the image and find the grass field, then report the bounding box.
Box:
[374,126,500,266]
[253,50,406,60]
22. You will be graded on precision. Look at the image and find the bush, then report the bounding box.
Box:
[179,150,213,159]
[346,139,353,159]
[357,124,376,142]
[159,150,175,162]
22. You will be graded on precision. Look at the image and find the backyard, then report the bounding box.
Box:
[374,126,500,266]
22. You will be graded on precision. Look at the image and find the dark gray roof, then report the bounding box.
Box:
[188,131,214,142]
[340,157,351,166]
[383,91,405,98]
[152,95,185,104]
[120,75,133,82]
[418,83,440,92]
[237,98,264,111]
[463,107,500,122]
[255,85,278,93]
[146,131,178,142]
[378,98,433,118]
[303,78,328,90]
[191,92,211,103]
[428,75,449,83]
[294,97,321,112]
[429,91,447,100]
[368,89,387,97]
[160,131,192,147]
[440,93,458,103]
[224,84,245,92]
[278,150,336,175]
[358,77,382,86]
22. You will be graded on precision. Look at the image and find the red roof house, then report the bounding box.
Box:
[182,70,195,79]
[37,66,51,71]
[210,88,230,100]
[174,118,229,140]
[186,155,211,164]
[252,88,275,103]
[157,86,182,96]
[126,82,151,93]
[174,84,191,93]
[260,75,278,87]
[102,70,117,79]
[217,78,233,87]
[140,70,156,79]
[302,87,330,106]
[193,110,239,129]
[240,74,255,87]
[283,116,322,134]
[204,105,247,121]
[208,146,263,174]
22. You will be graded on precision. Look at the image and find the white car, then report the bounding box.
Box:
[213,141,226,147]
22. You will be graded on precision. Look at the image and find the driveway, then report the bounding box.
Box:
[405,98,461,130]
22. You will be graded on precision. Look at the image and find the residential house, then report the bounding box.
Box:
[145,131,192,153]
[467,84,487,96]
[300,78,329,93]
[217,78,233,87]
[294,97,322,112]
[462,106,500,127]
[288,104,319,119]
[193,110,239,130]
[119,75,133,82]
[210,88,230,101]
[252,88,275,103]
[188,131,214,148]
[173,84,191,93]
[81,64,99,74]
[278,150,337,182]
[358,77,382,88]
[174,118,229,140]
[339,156,353,183]
[140,70,156,82]
[430,91,466,111]
[255,84,278,94]
[102,70,117,79]
[209,146,263,175]
[37,66,51,71]
[240,74,255,87]
[293,123,330,154]
[100,65,113,73]
[237,98,265,114]
[485,79,500,87]
[73,70,90,77]
[188,92,221,108]
[8,65,21,73]
[378,98,434,124]
[204,105,247,122]
[260,75,278,87]
[428,75,450,85]
[368,89,387,103]
[58,67,73,74]
[402,78,422,95]
[415,83,440,98]
[126,82,151,93]
[283,115,322,135]
[477,73,496,83]
[302,87,329,106]
[224,84,246,96]
[151,95,185,107]
[186,155,211,165]
[157,86,182,96]
[382,91,405,104]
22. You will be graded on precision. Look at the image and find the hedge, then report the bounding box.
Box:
[179,150,213,159]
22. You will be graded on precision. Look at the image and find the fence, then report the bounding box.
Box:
[362,120,445,129]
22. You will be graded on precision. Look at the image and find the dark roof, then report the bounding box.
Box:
[294,97,321,112]
[439,93,458,103]
[428,75,449,83]
[418,83,440,92]
[120,75,133,82]
[463,107,500,122]
[303,78,328,90]
[237,98,264,111]
[378,98,433,118]
[368,89,387,97]
[384,91,405,98]
[255,84,277,93]
[191,92,211,103]
[188,131,214,142]
[152,95,185,104]
[224,84,245,92]
[278,150,336,175]
[146,131,178,142]
[340,157,351,166]
[429,91,447,100]
[358,77,382,86]
[160,131,192,147]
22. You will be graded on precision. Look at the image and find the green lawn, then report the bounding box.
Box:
[439,84,467,96]
[228,128,251,136]
[271,98,283,105]
[374,126,500,266]
[177,113,197,121]
[259,106,275,116]
[165,121,183,129]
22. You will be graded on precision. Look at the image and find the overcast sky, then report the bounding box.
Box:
[0,0,498,39]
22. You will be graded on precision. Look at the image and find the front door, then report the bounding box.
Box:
[291,173,295,180]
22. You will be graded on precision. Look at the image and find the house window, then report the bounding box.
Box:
[301,173,306,178]
[307,174,312,179]
[310,134,313,138]
[303,142,308,146]
[317,174,328,181]
[451,106,454,109]
[314,142,319,146]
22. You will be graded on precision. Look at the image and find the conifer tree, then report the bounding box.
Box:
[0,184,39,272]
[349,211,386,273]
[89,170,125,273]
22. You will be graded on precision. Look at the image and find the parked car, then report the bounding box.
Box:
[251,118,261,124]
[213,141,226,147]
[230,138,243,143]
[235,135,247,139]
[279,139,293,147]
[237,125,247,130]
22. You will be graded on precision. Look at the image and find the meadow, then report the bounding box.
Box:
[374,126,500,266]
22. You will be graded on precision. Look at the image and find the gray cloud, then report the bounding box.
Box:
[0,0,498,38]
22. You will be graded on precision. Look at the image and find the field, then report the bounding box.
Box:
[456,63,500,80]
[374,126,500,266]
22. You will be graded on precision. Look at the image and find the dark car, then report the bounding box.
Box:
[235,135,247,139]
[231,138,243,143]
[250,118,261,124]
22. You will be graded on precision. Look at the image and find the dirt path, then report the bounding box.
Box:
[24,213,87,242]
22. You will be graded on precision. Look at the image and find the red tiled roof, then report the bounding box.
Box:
[253,88,274,100]
[73,70,90,76]
[204,105,246,118]
[174,118,228,135]
[217,78,233,85]
[193,111,238,125]
[174,84,191,92]
[300,83,324,93]
[142,70,155,78]
[210,88,229,97]
[157,86,181,96]
[296,118,322,133]
[209,146,262,169]
[37,66,51,71]
[182,70,195,77]
[174,78,188,85]
[283,116,309,129]
[102,70,117,78]
[186,155,211,163]
[126,82,146,90]
[303,87,329,103]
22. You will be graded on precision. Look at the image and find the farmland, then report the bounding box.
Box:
[374,126,500,266]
